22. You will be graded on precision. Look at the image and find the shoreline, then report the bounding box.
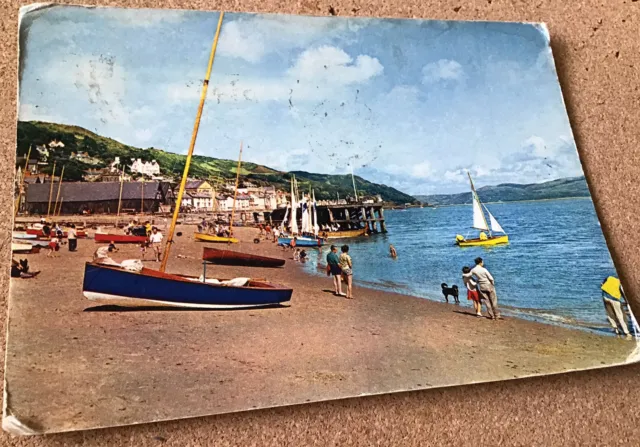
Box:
[5,225,636,434]
[298,246,616,337]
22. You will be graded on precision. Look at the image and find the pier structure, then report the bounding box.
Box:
[267,202,387,234]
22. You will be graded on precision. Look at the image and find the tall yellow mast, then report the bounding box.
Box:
[160,11,225,272]
[52,165,65,222]
[229,141,243,238]
[14,145,31,219]
[46,161,57,218]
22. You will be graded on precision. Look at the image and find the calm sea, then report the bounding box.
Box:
[301,198,620,333]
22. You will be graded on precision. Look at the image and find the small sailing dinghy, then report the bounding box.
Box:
[81,12,294,310]
[203,247,285,268]
[82,262,292,308]
[455,172,509,247]
[194,232,239,244]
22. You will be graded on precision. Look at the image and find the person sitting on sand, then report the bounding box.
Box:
[293,248,301,261]
[326,245,344,296]
[470,257,502,320]
[389,244,397,258]
[339,245,354,299]
[11,258,39,278]
[273,227,280,243]
[462,266,482,317]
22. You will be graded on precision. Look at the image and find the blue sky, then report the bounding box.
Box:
[18,6,584,195]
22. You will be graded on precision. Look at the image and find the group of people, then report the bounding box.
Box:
[326,244,354,299]
[38,219,80,257]
[461,257,503,320]
[198,218,231,238]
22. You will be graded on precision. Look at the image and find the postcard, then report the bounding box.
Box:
[5,4,639,435]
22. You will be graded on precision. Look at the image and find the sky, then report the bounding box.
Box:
[18,5,585,195]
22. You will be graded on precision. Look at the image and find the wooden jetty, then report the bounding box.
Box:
[268,202,388,235]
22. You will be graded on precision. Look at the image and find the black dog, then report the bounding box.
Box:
[441,283,459,304]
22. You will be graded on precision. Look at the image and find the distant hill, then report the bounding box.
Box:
[16,121,417,204]
[415,176,590,206]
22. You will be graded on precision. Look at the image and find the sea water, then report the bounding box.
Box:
[301,198,620,333]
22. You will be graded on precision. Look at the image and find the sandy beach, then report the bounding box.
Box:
[4,223,636,434]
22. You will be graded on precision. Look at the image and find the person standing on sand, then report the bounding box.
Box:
[601,276,632,339]
[67,224,78,252]
[339,245,354,299]
[273,227,280,243]
[149,227,163,262]
[326,245,344,296]
[470,257,502,320]
[462,266,482,317]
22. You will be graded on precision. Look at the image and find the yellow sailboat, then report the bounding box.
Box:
[455,172,509,247]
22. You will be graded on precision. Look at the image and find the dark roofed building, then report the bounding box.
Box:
[25,181,174,215]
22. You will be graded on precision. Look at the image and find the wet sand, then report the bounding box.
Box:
[4,224,637,434]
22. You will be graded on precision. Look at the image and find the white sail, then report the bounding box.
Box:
[472,192,489,231]
[290,177,298,235]
[487,209,505,234]
[282,205,289,231]
[312,190,320,236]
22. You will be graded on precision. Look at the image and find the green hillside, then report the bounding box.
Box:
[415,176,591,205]
[16,121,416,204]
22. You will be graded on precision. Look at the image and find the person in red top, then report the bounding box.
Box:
[265,224,271,238]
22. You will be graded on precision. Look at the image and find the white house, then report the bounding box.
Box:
[130,158,161,176]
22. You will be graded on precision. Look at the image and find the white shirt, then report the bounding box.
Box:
[470,265,494,289]
[149,232,163,243]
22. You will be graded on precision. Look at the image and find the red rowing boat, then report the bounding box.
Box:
[202,247,285,268]
[94,233,148,244]
[26,228,87,238]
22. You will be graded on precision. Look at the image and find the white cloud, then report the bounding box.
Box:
[217,15,374,63]
[217,20,266,63]
[18,103,64,123]
[167,46,382,104]
[422,59,464,83]
[287,46,383,85]
[100,7,188,28]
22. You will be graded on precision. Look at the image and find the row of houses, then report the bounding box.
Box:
[19,179,291,216]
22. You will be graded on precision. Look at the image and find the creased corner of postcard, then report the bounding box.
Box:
[2,385,39,436]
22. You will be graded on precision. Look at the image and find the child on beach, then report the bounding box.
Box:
[339,245,354,299]
[462,266,482,317]
[47,235,60,258]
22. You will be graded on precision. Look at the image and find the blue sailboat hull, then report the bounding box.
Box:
[277,236,325,247]
[82,262,292,308]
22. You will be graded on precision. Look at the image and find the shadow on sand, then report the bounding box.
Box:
[83,303,289,312]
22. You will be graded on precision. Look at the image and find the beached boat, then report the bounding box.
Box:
[94,233,148,244]
[194,232,239,244]
[12,231,37,240]
[203,247,285,268]
[455,172,509,247]
[12,242,40,254]
[277,235,325,247]
[82,262,292,308]
[26,228,87,238]
[319,228,367,239]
